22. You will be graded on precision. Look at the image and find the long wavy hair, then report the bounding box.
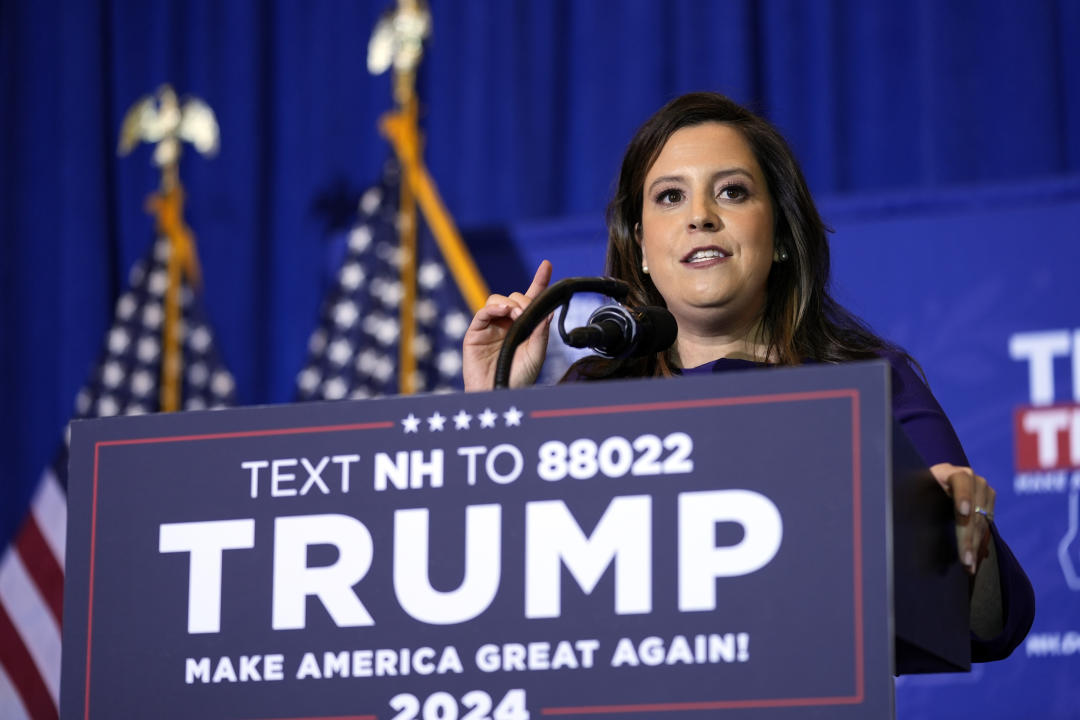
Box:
[568,92,906,380]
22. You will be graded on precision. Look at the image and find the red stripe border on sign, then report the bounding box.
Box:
[531,388,865,714]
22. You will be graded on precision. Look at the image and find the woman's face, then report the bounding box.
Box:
[639,122,776,335]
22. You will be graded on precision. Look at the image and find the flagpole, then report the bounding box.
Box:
[394,79,421,395]
[371,0,490,395]
[118,84,218,412]
[149,177,199,413]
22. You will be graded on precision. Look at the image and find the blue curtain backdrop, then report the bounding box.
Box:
[2,0,1079,716]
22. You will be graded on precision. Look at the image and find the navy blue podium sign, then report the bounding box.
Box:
[62,362,896,719]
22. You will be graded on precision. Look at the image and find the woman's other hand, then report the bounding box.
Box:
[463,260,553,391]
[930,463,996,575]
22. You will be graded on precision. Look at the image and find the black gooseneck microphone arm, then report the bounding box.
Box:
[492,277,630,389]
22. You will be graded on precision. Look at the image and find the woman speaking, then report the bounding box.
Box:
[462,92,1034,663]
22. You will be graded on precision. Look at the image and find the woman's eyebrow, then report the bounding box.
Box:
[646,174,685,194]
[646,167,754,194]
[711,167,755,182]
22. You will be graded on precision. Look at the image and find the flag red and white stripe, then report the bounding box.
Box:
[0,470,66,720]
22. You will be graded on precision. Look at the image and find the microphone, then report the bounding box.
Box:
[494,276,632,389]
[566,304,677,359]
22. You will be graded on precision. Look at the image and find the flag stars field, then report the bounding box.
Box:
[293,163,478,400]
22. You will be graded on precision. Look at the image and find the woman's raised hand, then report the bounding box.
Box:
[463,260,553,391]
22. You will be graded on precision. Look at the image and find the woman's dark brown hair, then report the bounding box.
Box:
[568,91,904,380]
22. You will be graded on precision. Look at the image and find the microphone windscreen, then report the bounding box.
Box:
[635,305,677,356]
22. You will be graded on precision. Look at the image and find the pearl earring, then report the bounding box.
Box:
[642,261,649,274]
[775,248,789,262]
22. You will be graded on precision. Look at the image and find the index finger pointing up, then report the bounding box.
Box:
[525,260,553,299]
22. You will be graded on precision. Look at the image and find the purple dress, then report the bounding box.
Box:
[674,354,1035,664]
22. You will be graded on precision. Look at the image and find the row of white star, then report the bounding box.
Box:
[401,407,524,433]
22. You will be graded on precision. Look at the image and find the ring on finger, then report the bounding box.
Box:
[973,505,994,522]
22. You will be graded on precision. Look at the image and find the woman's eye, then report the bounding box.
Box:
[719,185,747,201]
[656,188,683,205]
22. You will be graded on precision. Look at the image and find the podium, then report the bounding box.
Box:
[60,361,969,719]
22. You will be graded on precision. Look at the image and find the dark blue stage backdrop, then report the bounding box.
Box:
[2,1,1079,719]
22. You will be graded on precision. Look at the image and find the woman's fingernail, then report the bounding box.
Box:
[960,501,971,516]
[964,550,974,568]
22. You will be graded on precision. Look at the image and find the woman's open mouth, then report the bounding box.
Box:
[682,246,730,267]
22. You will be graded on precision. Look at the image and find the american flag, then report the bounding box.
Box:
[0,234,236,720]
[295,162,472,400]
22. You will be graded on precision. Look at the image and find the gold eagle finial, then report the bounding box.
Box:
[367,0,432,86]
[118,84,219,185]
